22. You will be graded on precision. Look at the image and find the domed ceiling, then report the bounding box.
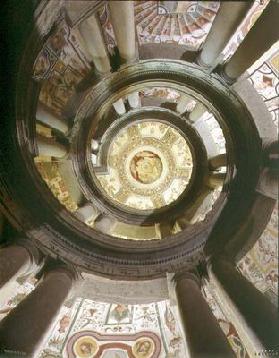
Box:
[94,121,193,211]
[0,0,277,279]
[135,1,220,48]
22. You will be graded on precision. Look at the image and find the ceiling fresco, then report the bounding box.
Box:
[0,274,37,321]
[35,160,78,213]
[248,45,279,130]
[0,273,250,358]
[135,1,219,48]
[85,1,220,62]
[33,19,91,82]
[202,284,249,358]
[26,0,277,312]
[238,206,278,307]
[95,121,193,211]
[198,112,226,154]
[222,0,270,62]
[37,298,187,358]
[0,1,278,357]
[234,45,279,307]
[98,3,117,57]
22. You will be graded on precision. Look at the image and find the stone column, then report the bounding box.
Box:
[174,272,234,357]
[197,2,251,69]
[37,135,67,158]
[155,222,173,239]
[0,262,76,356]
[94,214,117,235]
[176,94,194,114]
[208,257,279,357]
[75,203,99,225]
[256,139,278,199]
[207,172,226,189]
[127,92,141,109]
[193,119,219,158]
[0,241,41,308]
[113,98,126,115]
[78,14,111,74]
[189,103,207,123]
[262,139,278,170]
[91,139,100,152]
[36,103,68,134]
[256,168,278,200]
[209,154,227,170]
[222,2,279,82]
[109,1,136,63]
[0,212,4,239]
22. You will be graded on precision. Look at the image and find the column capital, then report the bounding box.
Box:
[256,167,278,200]
[209,153,227,170]
[261,138,278,151]
[207,254,236,273]
[217,66,235,85]
[173,270,201,287]
[12,238,43,267]
[261,139,278,167]
[35,258,79,282]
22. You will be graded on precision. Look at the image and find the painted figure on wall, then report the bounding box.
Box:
[132,338,154,358]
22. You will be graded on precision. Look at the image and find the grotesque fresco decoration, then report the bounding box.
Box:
[222,0,270,61]
[0,279,250,358]
[34,161,78,212]
[107,304,132,325]
[34,19,91,82]
[248,48,279,129]
[238,206,278,307]
[135,1,219,48]
[239,46,279,307]
[34,18,91,116]
[202,286,249,358]
[98,4,117,57]
[143,88,180,102]
[39,68,82,116]
[0,274,37,321]
[36,299,187,358]
[0,273,261,358]
[71,335,99,357]
[95,121,193,211]
[67,331,160,358]
[23,5,278,357]
[1,205,277,358]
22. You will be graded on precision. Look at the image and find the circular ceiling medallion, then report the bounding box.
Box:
[73,336,99,358]
[93,121,193,211]
[132,337,155,358]
[130,150,163,184]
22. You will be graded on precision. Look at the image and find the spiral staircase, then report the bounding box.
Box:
[0,1,278,357]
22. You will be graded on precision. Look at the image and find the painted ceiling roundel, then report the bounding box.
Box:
[94,121,193,211]
[68,331,161,358]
